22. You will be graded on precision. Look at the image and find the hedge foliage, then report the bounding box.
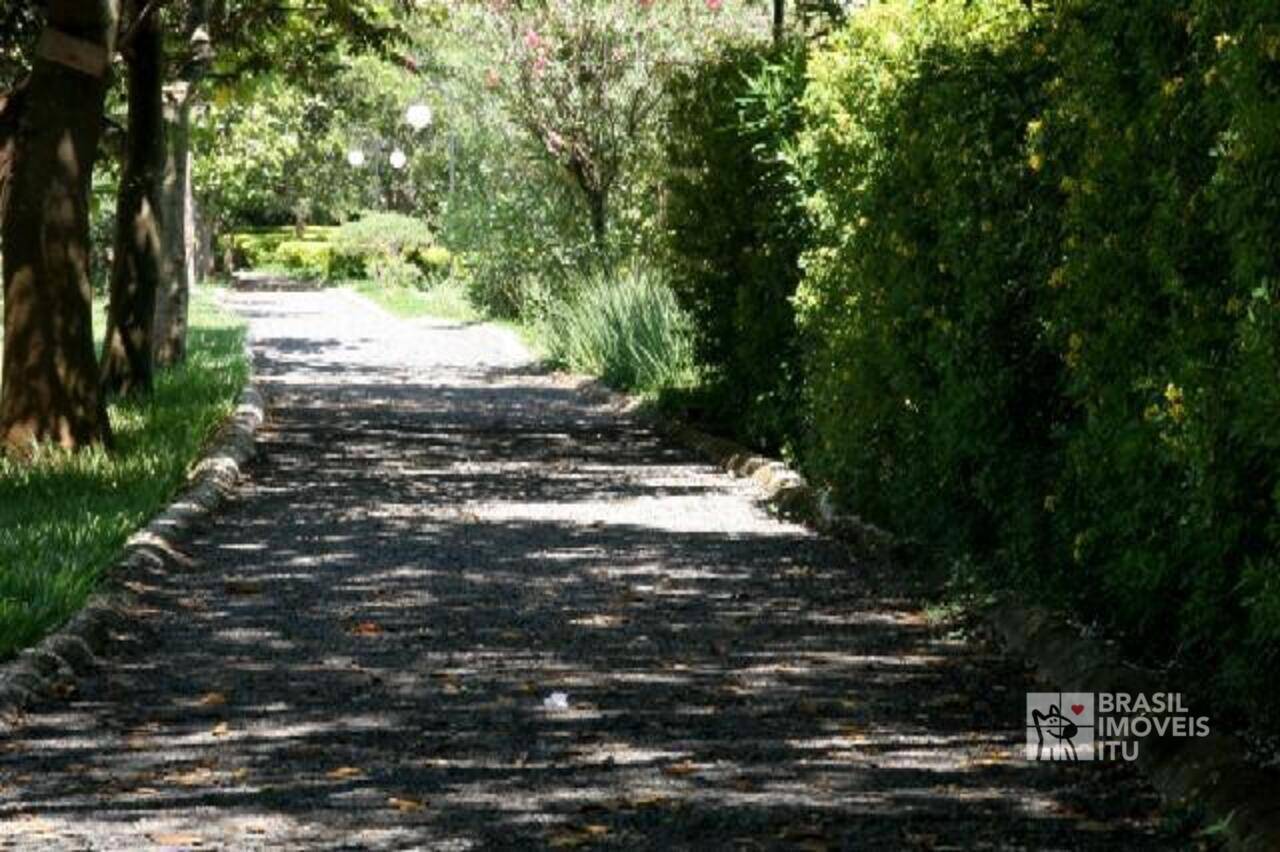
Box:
[665,0,1280,723]
[225,214,453,288]
[663,42,809,450]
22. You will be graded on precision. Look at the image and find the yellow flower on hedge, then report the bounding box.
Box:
[1165,383,1186,423]
[1026,119,1043,138]
[1215,33,1235,52]
[1028,153,1044,173]
[1065,332,1083,368]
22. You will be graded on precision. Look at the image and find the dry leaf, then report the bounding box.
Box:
[211,722,230,737]
[150,833,203,847]
[223,580,262,595]
[662,761,699,777]
[350,621,383,637]
[628,793,671,809]
[167,767,215,787]
[548,823,610,848]
[196,692,227,707]
[326,766,364,780]
[388,796,425,812]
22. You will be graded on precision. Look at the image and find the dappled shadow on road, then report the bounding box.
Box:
[0,292,1182,849]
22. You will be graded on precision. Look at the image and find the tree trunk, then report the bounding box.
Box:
[773,0,785,44]
[153,0,209,366]
[587,186,607,252]
[101,0,165,397]
[0,2,119,455]
[0,83,27,216]
[154,86,191,367]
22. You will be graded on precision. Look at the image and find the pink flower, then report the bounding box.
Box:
[524,28,542,50]
[532,55,548,77]
[637,0,654,7]
[706,0,722,10]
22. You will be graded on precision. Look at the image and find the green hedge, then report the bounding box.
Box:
[665,0,1280,726]
[224,214,453,288]
[663,41,809,451]
[794,0,1280,723]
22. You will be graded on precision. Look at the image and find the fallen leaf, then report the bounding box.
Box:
[211,722,230,737]
[196,692,227,707]
[166,767,216,787]
[628,793,671,809]
[149,833,203,847]
[548,823,611,848]
[388,796,425,812]
[350,621,383,637]
[662,761,699,777]
[223,579,262,595]
[326,766,364,780]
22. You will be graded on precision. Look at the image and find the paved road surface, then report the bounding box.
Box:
[0,289,1188,849]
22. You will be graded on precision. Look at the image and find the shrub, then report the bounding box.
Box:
[539,265,696,394]
[792,0,1280,724]
[223,226,336,270]
[333,212,448,285]
[273,240,335,281]
[662,40,809,451]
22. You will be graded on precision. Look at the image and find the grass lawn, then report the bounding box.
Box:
[0,286,248,659]
[344,277,481,324]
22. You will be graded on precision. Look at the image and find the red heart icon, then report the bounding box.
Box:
[1071,703,1086,716]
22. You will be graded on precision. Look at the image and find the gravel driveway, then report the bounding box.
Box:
[0,289,1191,849]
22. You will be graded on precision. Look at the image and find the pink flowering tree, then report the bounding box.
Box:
[483,0,756,251]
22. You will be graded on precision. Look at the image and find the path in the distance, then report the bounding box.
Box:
[0,289,1184,849]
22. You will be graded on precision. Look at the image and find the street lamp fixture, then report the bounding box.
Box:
[405,103,433,131]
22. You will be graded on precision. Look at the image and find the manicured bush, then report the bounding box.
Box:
[274,240,336,281]
[663,40,809,451]
[333,212,450,286]
[1037,0,1280,713]
[224,226,336,270]
[791,0,1280,724]
[223,216,452,288]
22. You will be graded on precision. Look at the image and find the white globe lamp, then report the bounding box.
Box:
[405,103,433,131]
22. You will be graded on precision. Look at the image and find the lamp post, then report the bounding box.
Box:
[345,100,435,213]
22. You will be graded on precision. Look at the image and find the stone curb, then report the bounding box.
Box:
[0,328,264,735]
[564,371,1280,852]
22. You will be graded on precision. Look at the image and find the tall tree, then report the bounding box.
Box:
[0,0,119,454]
[101,0,166,396]
[153,0,210,367]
